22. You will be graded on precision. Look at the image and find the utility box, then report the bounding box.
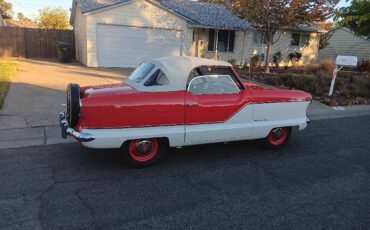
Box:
[335,55,358,68]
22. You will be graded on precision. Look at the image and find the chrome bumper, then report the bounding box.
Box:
[59,112,95,142]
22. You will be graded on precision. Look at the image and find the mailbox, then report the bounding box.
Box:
[335,55,358,67]
[329,55,358,97]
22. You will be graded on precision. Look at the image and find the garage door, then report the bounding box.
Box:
[97,24,182,67]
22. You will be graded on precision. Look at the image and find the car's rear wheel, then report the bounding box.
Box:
[123,138,166,166]
[265,127,292,149]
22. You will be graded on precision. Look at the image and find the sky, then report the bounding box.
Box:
[8,0,351,20]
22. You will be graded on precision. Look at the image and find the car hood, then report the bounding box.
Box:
[81,83,138,98]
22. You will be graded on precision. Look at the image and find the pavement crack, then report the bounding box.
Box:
[77,189,97,230]
[36,166,57,229]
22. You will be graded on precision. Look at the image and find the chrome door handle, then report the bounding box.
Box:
[186,103,199,107]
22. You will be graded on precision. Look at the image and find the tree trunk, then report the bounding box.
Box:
[264,40,272,74]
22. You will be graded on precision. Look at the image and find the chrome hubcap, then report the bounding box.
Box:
[271,128,283,139]
[135,140,153,155]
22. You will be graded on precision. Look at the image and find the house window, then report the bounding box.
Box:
[300,34,310,46]
[253,32,267,44]
[208,29,235,52]
[291,33,310,46]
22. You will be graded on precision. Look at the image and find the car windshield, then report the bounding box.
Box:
[127,63,155,82]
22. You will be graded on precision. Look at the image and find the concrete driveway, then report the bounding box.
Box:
[0,59,132,130]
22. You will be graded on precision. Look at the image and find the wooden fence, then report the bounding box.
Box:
[0,27,75,59]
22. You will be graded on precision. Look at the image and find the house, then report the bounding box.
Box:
[319,27,370,62]
[70,0,320,67]
[4,19,39,28]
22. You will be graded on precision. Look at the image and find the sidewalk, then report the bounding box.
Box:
[0,59,130,149]
[0,59,129,129]
[308,101,370,120]
[1,101,369,150]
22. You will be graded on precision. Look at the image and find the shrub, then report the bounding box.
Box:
[288,52,302,66]
[357,60,370,72]
[320,59,335,76]
[273,51,283,67]
[250,55,261,68]
[305,59,334,76]
[304,63,320,75]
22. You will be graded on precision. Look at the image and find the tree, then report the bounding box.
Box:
[317,21,335,31]
[38,7,70,30]
[319,30,335,50]
[17,12,25,20]
[233,0,338,73]
[0,0,13,19]
[317,21,335,50]
[335,0,370,37]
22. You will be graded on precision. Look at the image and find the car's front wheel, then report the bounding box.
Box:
[265,127,292,149]
[122,138,166,166]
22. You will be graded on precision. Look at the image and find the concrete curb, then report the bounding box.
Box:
[0,125,75,150]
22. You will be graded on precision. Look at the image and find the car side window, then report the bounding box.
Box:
[188,75,240,95]
[187,66,243,90]
[144,69,169,86]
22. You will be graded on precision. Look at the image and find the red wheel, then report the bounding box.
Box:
[265,127,291,148]
[123,138,166,166]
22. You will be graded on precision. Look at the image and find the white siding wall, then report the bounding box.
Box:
[319,28,370,61]
[244,30,320,65]
[193,29,319,66]
[84,0,192,67]
[73,6,87,66]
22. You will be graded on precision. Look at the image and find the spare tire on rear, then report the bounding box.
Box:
[66,83,81,127]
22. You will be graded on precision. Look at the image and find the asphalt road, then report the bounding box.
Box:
[1,116,370,230]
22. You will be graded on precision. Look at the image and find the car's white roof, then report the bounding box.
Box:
[125,56,232,92]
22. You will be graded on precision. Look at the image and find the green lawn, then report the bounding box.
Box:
[0,60,19,109]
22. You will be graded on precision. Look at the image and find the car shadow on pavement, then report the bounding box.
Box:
[75,139,276,170]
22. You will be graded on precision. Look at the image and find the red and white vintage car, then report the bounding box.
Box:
[60,56,311,165]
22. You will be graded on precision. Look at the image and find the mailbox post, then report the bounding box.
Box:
[328,55,358,96]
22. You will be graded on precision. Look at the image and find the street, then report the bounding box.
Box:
[1,116,370,230]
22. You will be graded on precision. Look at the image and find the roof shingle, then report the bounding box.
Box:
[76,0,253,30]
[155,0,252,30]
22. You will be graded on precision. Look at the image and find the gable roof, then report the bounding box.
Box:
[77,0,132,14]
[75,0,253,30]
[341,27,370,41]
[155,0,252,30]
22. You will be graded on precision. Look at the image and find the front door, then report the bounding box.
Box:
[184,75,254,145]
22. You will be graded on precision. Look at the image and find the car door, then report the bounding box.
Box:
[184,74,254,145]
